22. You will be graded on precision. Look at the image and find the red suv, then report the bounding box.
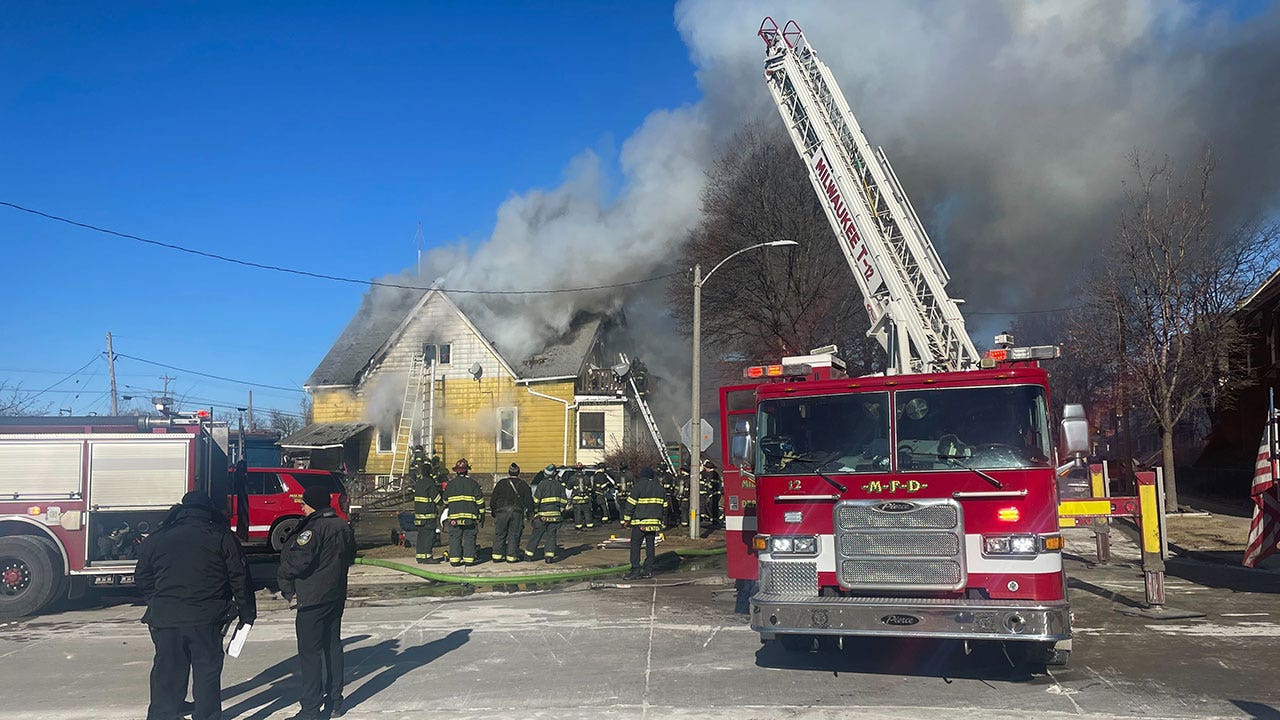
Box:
[230,468,351,551]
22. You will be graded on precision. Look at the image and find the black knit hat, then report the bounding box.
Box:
[509,463,520,475]
[180,491,214,510]
[302,485,332,510]
[639,466,655,479]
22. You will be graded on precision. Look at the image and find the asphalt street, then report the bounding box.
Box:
[0,532,1277,720]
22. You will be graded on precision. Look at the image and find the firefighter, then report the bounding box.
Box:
[570,462,593,529]
[278,485,356,720]
[411,446,442,563]
[490,463,533,562]
[135,491,255,720]
[677,465,692,527]
[660,468,680,528]
[622,466,666,580]
[593,464,619,523]
[525,463,569,563]
[700,459,723,527]
[442,458,484,566]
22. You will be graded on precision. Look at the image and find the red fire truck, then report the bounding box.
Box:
[717,20,1082,667]
[0,414,236,617]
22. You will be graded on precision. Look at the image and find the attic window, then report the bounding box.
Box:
[422,343,452,366]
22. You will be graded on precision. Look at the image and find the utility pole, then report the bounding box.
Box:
[106,331,118,415]
[160,374,175,397]
[247,390,254,431]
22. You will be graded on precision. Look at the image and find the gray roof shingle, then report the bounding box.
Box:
[305,286,605,386]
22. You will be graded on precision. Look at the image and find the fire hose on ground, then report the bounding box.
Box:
[353,546,726,586]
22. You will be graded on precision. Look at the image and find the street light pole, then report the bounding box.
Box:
[689,239,799,539]
[691,263,703,538]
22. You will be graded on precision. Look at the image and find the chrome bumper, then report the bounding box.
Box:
[751,593,1071,642]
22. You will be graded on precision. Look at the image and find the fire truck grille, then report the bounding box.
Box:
[759,561,818,596]
[839,531,961,557]
[835,499,966,591]
[836,503,958,530]
[841,559,963,586]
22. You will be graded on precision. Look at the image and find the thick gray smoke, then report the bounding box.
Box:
[677,0,1280,313]
[396,0,1277,414]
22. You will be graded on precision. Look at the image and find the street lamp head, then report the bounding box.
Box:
[766,240,800,248]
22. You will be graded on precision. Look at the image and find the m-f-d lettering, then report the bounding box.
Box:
[814,154,875,281]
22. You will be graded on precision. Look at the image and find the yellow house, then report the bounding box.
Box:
[283,287,637,481]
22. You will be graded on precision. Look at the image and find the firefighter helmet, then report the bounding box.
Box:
[453,458,471,473]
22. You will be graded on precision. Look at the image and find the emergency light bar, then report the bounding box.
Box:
[981,345,1060,367]
[743,363,812,379]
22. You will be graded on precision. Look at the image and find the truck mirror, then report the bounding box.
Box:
[1061,404,1089,456]
[743,433,755,471]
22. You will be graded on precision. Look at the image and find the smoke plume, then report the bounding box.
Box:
[385,0,1278,419]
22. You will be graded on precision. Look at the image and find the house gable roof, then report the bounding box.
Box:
[305,284,608,387]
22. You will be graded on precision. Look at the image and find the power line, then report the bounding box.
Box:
[26,355,101,402]
[116,353,306,394]
[0,200,682,295]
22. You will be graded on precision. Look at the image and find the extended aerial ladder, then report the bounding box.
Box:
[758,18,980,374]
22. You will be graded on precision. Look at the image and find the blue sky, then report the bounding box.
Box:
[0,2,699,419]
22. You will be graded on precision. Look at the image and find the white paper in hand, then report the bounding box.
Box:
[224,623,252,658]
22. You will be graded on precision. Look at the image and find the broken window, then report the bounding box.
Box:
[498,407,518,453]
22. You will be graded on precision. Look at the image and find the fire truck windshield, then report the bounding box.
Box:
[895,385,1052,471]
[756,392,890,475]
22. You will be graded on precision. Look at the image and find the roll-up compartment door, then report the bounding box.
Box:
[0,441,83,499]
[89,440,190,510]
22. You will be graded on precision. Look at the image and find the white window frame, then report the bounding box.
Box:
[578,411,606,450]
[376,426,394,454]
[497,407,518,453]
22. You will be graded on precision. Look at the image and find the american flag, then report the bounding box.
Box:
[1243,413,1280,568]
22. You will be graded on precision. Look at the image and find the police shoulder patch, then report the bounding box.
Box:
[296,529,313,546]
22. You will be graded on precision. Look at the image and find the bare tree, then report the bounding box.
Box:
[268,409,303,437]
[300,395,313,426]
[669,125,884,376]
[0,382,50,416]
[1010,311,1115,423]
[1089,149,1277,511]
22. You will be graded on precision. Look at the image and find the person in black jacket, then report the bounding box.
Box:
[278,485,357,720]
[623,466,666,580]
[135,491,255,720]
[490,463,533,562]
[410,446,442,563]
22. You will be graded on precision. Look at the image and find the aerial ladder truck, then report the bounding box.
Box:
[717,18,1074,668]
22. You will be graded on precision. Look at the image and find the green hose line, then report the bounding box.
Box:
[354,546,726,586]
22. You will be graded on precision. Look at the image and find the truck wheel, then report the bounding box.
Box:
[777,634,815,653]
[270,518,300,552]
[0,536,61,618]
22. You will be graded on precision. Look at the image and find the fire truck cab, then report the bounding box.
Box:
[724,354,1072,665]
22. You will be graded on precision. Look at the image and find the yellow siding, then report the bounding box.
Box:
[311,388,363,423]
[431,378,577,475]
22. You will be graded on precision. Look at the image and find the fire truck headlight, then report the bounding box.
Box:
[769,535,818,555]
[983,534,1048,556]
[983,536,1012,554]
[1010,536,1037,554]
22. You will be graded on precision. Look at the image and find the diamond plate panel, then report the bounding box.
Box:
[759,561,818,595]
